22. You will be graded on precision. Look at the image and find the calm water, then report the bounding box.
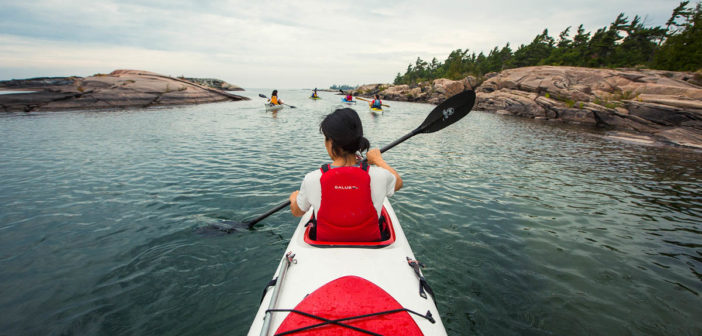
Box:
[1,89,700,335]
[0,91,36,95]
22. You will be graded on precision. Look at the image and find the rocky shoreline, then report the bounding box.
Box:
[181,77,243,91]
[0,70,248,112]
[351,66,702,149]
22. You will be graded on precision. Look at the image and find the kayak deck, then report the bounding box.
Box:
[275,275,424,335]
[265,103,284,112]
[248,199,446,335]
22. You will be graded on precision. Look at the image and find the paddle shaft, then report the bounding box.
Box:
[247,200,291,228]
[339,89,389,107]
[356,96,390,107]
[379,128,420,154]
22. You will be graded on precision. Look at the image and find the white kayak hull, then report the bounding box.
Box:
[248,199,446,335]
[370,107,384,115]
[265,104,285,112]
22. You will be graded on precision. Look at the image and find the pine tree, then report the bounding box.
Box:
[392,2,700,85]
[654,2,702,70]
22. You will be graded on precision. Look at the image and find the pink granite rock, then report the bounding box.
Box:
[475,66,702,149]
[0,69,248,112]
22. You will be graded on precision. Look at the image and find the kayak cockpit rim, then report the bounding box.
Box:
[302,206,397,248]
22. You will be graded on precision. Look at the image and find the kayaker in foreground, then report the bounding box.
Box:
[370,94,382,109]
[288,108,402,241]
[268,90,283,105]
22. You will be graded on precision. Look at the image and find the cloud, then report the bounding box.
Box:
[0,0,679,88]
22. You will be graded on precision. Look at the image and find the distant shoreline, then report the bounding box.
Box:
[350,66,702,150]
[0,70,248,112]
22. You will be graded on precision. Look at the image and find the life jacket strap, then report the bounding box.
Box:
[321,162,367,172]
[360,161,369,171]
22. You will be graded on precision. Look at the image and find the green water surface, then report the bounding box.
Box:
[1,89,700,335]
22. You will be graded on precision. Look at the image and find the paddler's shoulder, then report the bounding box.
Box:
[303,168,323,181]
[368,165,393,177]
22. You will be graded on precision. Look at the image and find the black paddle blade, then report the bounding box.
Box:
[258,94,267,98]
[418,90,476,134]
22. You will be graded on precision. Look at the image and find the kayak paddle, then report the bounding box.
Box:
[258,93,296,109]
[216,90,476,232]
[339,89,389,107]
[356,96,390,108]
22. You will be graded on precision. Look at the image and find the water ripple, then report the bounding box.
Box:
[0,91,701,335]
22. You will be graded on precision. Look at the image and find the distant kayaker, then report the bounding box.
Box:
[311,88,319,98]
[288,108,403,242]
[345,93,353,102]
[370,94,382,109]
[269,90,283,105]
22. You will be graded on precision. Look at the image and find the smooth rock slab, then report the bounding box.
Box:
[0,69,248,112]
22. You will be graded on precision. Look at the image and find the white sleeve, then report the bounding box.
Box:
[385,169,397,197]
[296,173,313,212]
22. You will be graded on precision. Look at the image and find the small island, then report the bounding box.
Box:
[0,70,248,112]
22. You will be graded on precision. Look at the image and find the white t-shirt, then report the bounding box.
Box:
[296,165,396,218]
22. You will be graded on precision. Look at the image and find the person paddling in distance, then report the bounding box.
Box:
[288,108,402,242]
[345,92,354,102]
[269,90,283,105]
[370,94,382,109]
[311,88,319,98]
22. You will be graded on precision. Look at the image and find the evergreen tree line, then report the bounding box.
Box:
[394,1,702,85]
[329,84,357,90]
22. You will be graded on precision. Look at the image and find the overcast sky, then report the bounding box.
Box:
[0,0,678,88]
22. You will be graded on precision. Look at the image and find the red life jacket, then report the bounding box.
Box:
[316,162,380,242]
